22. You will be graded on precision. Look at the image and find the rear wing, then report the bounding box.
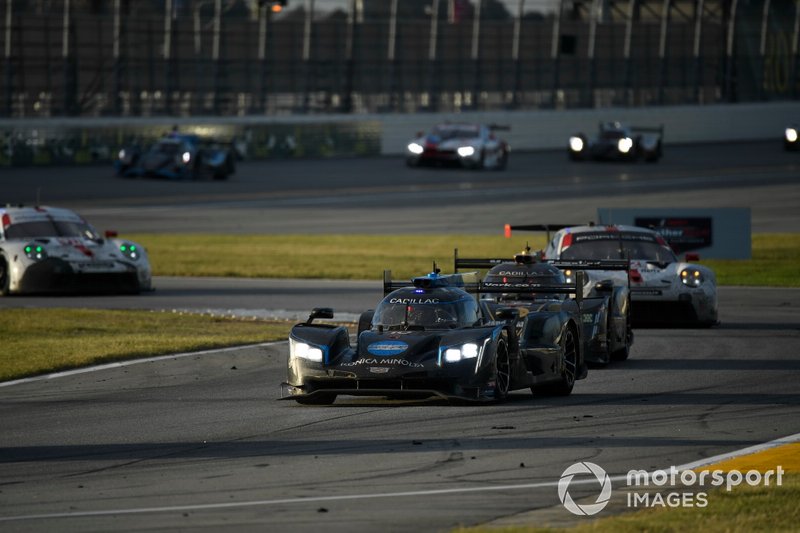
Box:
[382,270,480,296]
[502,223,582,240]
[383,269,585,306]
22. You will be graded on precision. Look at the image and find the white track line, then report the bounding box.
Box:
[1,433,798,523]
[0,341,286,389]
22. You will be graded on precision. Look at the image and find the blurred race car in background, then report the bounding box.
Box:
[785,126,799,151]
[455,247,633,364]
[116,133,236,180]
[282,268,586,404]
[406,123,509,170]
[506,223,718,327]
[568,122,663,162]
[0,205,152,295]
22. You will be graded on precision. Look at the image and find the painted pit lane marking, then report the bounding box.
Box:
[1,432,797,523]
[0,341,286,389]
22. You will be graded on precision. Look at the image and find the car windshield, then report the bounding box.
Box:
[4,220,101,240]
[151,142,180,155]
[433,126,479,140]
[373,293,479,330]
[562,237,677,262]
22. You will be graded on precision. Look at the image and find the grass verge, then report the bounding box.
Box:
[456,474,800,533]
[0,309,291,382]
[127,233,800,287]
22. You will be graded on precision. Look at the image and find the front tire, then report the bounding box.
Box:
[493,338,511,401]
[0,257,10,296]
[538,327,578,396]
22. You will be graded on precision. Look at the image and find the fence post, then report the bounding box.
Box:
[550,0,564,108]
[657,0,671,105]
[3,0,12,116]
[692,0,704,103]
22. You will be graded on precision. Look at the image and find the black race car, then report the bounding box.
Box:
[568,121,663,162]
[455,248,633,365]
[115,133,236,180]
[282,269,588,404]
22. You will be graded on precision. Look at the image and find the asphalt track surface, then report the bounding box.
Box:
[1,141,799,531]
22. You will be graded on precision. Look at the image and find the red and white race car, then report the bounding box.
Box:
[0,206,152,295]
[508,223,718,327]
[405,123,509,170]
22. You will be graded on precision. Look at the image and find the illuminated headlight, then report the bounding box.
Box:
[680,268,704,287]
[118,148,126,160]
[569,137,584,152]
[786,128,798,143]
[119,242,140,261]
[617,137,634,153]
[181,151,191,164]
[407,142,424,155]
[289,338,324,362]
[24,243,47,261]
[564,269,573,283]
[444,342,481,363]
[457,146,475,157]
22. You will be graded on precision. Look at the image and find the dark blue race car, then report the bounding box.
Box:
[282,269,590,405]
[115,134,236,180]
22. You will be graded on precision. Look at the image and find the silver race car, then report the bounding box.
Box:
[0,206,152,295]
[406,123,509,170]
[508,223,718,327]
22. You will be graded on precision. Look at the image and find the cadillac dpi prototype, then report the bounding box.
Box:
[568,122,663,162]
[116,133,236,180]
[405,123,509,169]
[0,206,152,295]
[455,248,633,365]
[507,223,718,327]
[282,269,588,404]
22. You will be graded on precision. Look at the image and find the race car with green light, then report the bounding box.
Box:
[506,223,718,327]
[568,122,663,162]
[0,206,152,295]
[454,247,633,365]
[405,123,509,169]
[282,269,587,404]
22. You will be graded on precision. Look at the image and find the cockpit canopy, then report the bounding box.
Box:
[372,287,481,330]
[482,262,566,301]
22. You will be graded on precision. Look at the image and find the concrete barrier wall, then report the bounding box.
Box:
[1,101,798,165]
[378,101,800,155]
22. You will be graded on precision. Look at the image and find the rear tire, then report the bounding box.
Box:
[537,327,578,396]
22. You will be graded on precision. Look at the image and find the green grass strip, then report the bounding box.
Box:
[127,233,800,287]
[456,474,800,533]
[0,309,290,382]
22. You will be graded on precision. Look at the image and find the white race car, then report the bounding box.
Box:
[406,123,509,170]
[536,224,718,327]
[0,206,152,295]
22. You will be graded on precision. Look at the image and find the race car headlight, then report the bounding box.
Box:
[444,342,480,363]
[786,128,798,143]
[680,268,704,287]
[181,151,191,164]
[617,137,634,153]
[569,136,584,152]
[118,148,126,160]
[119,242,140,260]
[289,338,324,362]
[457,146,475,157]
[564,269,573,283]
[407,142,424,155]
[24,243,47,261]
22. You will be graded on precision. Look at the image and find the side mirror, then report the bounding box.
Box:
[685,252,700,262]
[594,279,615,292]
[104,230,118,238]
[495,307,520,321]
[307,307,334,324]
